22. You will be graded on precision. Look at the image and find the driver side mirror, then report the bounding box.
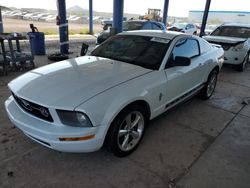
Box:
[173,56,191,66]
[166,56,191,68]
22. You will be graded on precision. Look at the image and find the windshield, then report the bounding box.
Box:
[91,35,170,70]
[172,23,186,29]
[211,26,250,39]
[123,22,144,31]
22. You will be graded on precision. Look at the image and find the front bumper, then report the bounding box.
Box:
[5,96,106,153]
[224,50,247,65]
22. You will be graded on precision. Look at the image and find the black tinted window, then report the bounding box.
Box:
[211,26,250,39]
[152,23,162,30]
[123,22,144,31]
[91,35,170,70]
[142,22,152,30]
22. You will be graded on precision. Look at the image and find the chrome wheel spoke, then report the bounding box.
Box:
[131,131,139,139]
[125,114,132,128]
[121,134,130,149]
[118,129,128,137]
[131,115,141,129]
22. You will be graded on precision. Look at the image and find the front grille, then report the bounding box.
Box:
[12,92,53,122]
[221,45,231,51]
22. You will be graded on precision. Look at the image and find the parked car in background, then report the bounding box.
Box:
[96,20,166,44]
[101,19,113,30]
[168,23,197,35]
[5,31,224,157]
[204,23,250,71]
[205,24,218,35]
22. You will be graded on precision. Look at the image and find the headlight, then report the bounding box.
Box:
[232,42,244,51]
[57,110,93,127]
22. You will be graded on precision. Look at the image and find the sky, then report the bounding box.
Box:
[0,0,250,17]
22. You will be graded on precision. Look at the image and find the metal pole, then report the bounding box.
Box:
[162,0,170,26]
[89,0,93,34]
[57,0,68,54]
[200,0,211,37]
[113,0,124,33]
[0,7,3,33]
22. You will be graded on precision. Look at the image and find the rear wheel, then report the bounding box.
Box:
[105,105,148,157]
[236,52,249,72]
[199,69,218,100]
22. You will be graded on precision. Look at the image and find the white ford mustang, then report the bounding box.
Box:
[5,31,224,157]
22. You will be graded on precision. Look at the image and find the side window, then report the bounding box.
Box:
[186,24,191,29]
[152,23,162,30]
[167,38,200,67]
[142,22,152,30]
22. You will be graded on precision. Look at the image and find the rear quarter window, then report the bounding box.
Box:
[199,39,211,54]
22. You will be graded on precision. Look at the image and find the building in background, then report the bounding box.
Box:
[189,10,250,24]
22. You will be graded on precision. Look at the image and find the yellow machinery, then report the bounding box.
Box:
[142,9,161,22]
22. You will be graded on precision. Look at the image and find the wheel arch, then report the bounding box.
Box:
[213,65,220,73]
[103,99,151,146]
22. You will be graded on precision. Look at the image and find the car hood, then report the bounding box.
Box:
[203,35,246,44]
[9,56,151,110]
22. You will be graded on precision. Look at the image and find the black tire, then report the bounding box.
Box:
[105,104,148,157]
[30,60,35,69]
[48,53,69,61]
[235,52,249,72]
[199,69,218,100]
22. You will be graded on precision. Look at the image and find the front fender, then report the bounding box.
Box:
[75,70,166,132]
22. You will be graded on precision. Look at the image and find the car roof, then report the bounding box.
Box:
[221,23,250,28]
[126,20,147,22]
[118,30,187,40]
[125,20,162,24]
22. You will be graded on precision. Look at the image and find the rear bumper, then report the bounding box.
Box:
[5,96,106,153]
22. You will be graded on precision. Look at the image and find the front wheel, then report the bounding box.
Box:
[105,105,148,157]
[199,69,218,100]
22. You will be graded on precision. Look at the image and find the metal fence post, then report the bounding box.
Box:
[57,0,69,54]
[0,7,3,33]
[162,0,170,26]
[89,0,93,34]
[113,0,124,33]
[200,0,211,37]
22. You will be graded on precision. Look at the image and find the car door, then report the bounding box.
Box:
[164,38,204,104]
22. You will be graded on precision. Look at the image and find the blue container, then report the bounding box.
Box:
[28,32,46,55]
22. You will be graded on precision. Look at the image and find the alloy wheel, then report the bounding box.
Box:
[117,111,144,152]
[207,72,217,97]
